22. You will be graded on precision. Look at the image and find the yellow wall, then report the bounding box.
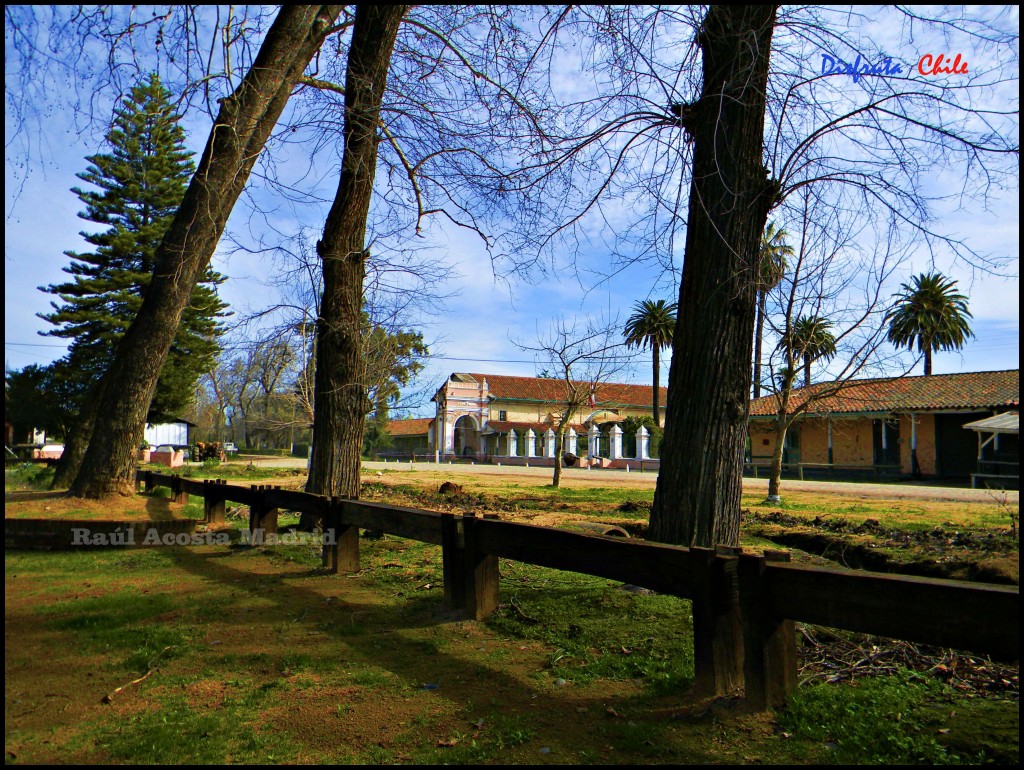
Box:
[899,413,936,475]
[750,413,941,474]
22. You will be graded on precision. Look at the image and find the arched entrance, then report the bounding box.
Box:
[453,415,480,457]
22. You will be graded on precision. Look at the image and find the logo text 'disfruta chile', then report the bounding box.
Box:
[820,53,968,82]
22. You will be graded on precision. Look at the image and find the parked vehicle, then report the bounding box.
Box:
[223,442,238,454]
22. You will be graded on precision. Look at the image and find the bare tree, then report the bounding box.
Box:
[513,315,630,488]
[757,188,913,501]
[506,6,1017,547]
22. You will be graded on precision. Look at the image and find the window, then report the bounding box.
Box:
[499,410,507,421]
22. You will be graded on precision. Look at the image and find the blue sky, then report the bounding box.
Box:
[5,6,1019,419]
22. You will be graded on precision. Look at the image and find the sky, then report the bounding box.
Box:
[5,6,1019,420]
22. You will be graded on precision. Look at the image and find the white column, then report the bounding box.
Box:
[610,424,623,459]
[637,425,650,460]
[544,428,556,458]
[508,429,518,457]
[565,427,577,455]
[444,418,456,455]
[588,423,600,457]
[525,429,536,457]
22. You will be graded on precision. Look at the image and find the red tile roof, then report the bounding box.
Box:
[461,373,667,409]
[387,418,433,436]
[749,369,1019,417]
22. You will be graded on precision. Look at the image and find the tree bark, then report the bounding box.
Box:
[753,290,767,399]
[768,373,795,500]
[306,5,407,503]
[648,6,778,548]
[652,346,661,427]
[552,424,565,488]
[68,6,343,498]
[51,380,105,490]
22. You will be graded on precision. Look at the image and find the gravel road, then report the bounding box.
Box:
[232,455,1017,505]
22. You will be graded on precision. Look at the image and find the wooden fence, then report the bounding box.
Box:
[137,470,1019,711]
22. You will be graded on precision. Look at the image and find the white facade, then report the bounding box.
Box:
[144,421,191,448]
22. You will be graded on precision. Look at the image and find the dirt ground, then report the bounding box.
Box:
[241,456,1019,505]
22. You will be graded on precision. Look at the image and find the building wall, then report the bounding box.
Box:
[830,419,874,466]
[899,413,937,476]
[750,414,936,473]
[798,419,830,464]
[145,422,189,448]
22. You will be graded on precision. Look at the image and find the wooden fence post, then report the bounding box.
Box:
[440,513,466,609]
[738,550,797,710]
[322,497,336,570]
[461,514,499,620]
[135,469,147,493]
[690,546,744,698]
[203,480,226,524]
[171,475,188,505]
[248,486,279,542]
[327,497,360,574]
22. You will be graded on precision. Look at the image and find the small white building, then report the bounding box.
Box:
[144,418,194,448]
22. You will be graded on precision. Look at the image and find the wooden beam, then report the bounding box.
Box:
[690,546,743,698]
[766,562,1019,661]
[739,550,797,709]
[462,514,499,620]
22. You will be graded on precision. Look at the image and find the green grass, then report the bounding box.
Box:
[37,588,193,673]
[780,669,985,764]
[5,464,56,490]
[95,694,302,764]
[487,562,695,693]
[6,473,1018,766]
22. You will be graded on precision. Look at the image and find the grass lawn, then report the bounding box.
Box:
[4,464,1018,764]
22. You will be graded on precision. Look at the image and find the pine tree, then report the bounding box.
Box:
[41,73,227,414]
[39,73,226,484]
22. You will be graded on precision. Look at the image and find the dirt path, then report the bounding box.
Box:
[235,456,1017,505]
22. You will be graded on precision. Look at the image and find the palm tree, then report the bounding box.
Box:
[624,299,677,427]
[790,315,838,387]
[886,272,974,376]
[753,221,793,398]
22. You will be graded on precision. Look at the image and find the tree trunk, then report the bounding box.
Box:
[767,372,795,501]
[924,347,932,376]
[648,6,778,548]
[767,416,788,501]
[51,380,105,489]
[803,353,812,388]
[68,6,342,498]
[652,346,661,427]
[305,5,407,506]
[552,424,565,488]
[753,290,767,399]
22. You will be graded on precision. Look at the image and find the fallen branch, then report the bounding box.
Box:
[100,646,173,704]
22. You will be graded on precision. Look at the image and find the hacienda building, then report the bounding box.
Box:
[385,373,668,468]
[385,369,1018,487]
[747,369,1019,488]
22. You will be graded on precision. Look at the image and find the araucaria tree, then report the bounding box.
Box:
[624,299,677,428]
[886,273,974,376]
[40,74,226,487]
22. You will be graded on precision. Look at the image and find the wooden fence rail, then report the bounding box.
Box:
[136,470,1019,710]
